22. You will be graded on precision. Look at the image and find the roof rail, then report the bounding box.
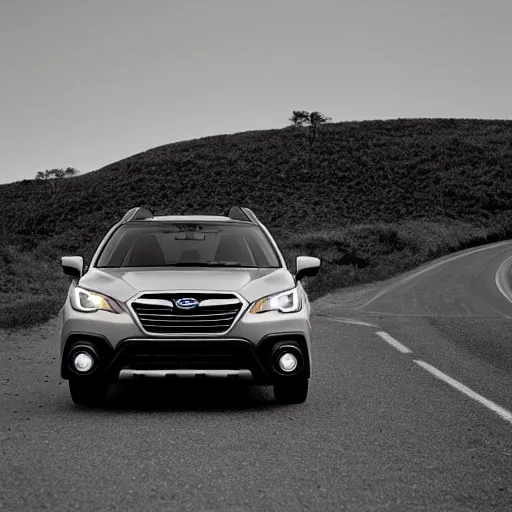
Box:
[227,206,258,224]
[120,207,154,223]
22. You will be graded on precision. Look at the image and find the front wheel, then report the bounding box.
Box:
[69,378,108,407]
[273,380,308,404]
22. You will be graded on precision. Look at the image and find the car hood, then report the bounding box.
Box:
[78,267,296,303]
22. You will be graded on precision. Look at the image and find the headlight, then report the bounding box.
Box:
[70,286,121,313]
[249,288,301,314]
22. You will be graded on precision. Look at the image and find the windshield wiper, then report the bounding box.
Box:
[166,262,212,267]
[165,261,258,267]
[204,261,260,267]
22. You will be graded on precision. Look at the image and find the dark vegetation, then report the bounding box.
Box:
[289,110,331,173]
[35,167,79,197]
[2,118,512,327]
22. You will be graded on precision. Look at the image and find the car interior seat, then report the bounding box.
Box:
[126,235,167,267]
[214,235,253,265]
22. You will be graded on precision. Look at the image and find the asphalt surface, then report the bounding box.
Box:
[2,241,512,511]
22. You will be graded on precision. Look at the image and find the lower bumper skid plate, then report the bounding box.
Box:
[118,369,253,380]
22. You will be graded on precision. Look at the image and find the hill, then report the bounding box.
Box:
[1,118,512,327]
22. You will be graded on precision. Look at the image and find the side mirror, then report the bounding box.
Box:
[295,256,321,281]
[61,256,84,278]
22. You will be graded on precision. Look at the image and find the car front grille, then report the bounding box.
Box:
[131,293,243,334]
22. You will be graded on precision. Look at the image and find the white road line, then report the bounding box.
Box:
[361,240,512,309]
[495,254,512,305]
[375,331,412,354]
[318,315,378,327]
[415,360,512,425]
[363,311,498,318]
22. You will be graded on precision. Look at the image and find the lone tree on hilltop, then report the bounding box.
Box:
[289,110,311,127]
[35,167,79,196]
[289,110,332,172]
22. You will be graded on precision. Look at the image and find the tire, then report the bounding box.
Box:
[273,380,309,404]
[69,378,108,407]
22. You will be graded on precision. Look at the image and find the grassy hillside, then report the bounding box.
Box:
[0,245,69,328]
[2,118,512,327]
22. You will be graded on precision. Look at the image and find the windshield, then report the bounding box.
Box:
[96,222,281,268]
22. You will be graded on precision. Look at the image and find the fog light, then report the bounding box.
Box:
[73,352,94,373]
[278,352,298,372]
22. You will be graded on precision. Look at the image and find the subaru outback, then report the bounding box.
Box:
[59,206,321,407]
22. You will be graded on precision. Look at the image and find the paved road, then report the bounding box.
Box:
[2,241,512,511]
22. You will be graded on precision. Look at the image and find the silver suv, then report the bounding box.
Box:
[59,207,321,406]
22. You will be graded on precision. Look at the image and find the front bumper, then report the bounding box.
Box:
[62,334,310,385]
[60,301,312,385]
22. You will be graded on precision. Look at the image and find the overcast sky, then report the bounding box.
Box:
[1,0,511,184]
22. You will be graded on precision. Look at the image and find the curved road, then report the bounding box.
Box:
[2,241,512,511]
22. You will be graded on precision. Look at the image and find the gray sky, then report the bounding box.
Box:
[1,0,510,185]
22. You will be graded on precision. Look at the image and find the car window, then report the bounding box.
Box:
[96,222,281,268]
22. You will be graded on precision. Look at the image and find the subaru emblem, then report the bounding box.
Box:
[175,298,199,309]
